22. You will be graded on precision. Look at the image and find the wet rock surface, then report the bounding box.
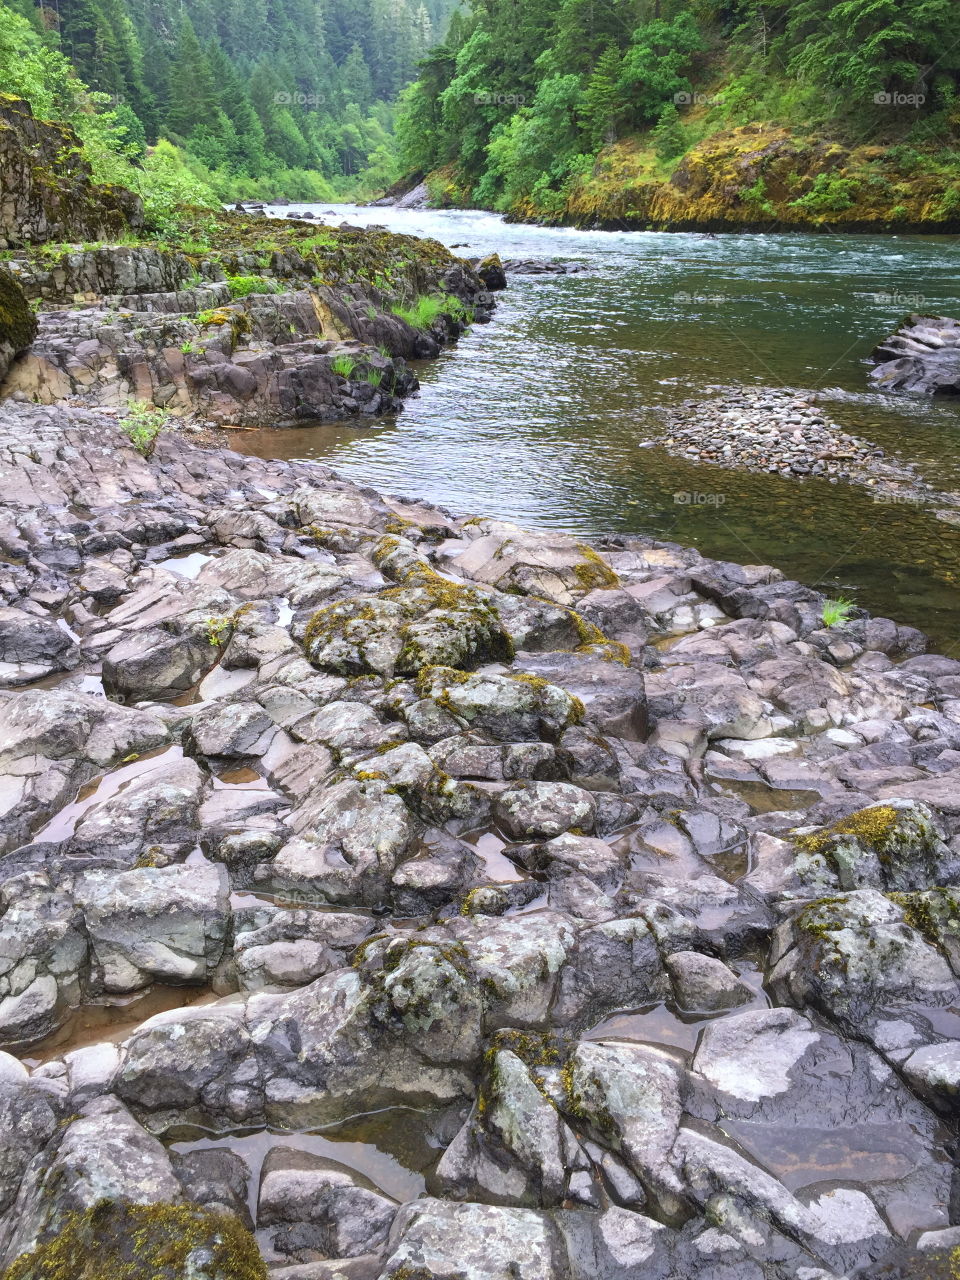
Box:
[0,395,957,1277]
[871,314,960,396]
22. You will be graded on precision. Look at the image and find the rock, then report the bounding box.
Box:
[185,702,276,759]
[67,755,207,867]
[76,860,230,992]
[664,951,753,1012]
[563,1041,685,1219]
[509,651,646,739]
[870,315,960,396]
[0,266,37,386]
[173,1146,253,1225]
[381,1199,558,1280]
[494,781,596,840]
[103,626,216,701]
[1,1096,182,1264]
[435,1047,578,1206]
[415,667,582,742]
[476,254,508,291]
[0,97,142,248]
[257,1147,397,1260]
[0,1199,264,1280]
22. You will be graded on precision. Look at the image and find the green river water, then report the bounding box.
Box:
[237,207,960,651]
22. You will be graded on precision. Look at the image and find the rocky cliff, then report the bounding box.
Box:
[0,95,142,248]
[0,266,36,384]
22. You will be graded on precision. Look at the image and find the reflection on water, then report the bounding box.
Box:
[237,205,960,648]
[167,1106,450,1212]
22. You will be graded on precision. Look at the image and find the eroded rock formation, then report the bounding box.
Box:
[0,399,957,1278]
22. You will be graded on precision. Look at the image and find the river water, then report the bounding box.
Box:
[238,206,960,649]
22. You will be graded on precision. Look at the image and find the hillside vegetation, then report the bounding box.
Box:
[0,0,460,207]
[396,0,960,229]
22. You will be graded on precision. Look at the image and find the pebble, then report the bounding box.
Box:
[659,387,948,505]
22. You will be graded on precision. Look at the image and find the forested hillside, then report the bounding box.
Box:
[1,0,460,202]
[396,0,960,228]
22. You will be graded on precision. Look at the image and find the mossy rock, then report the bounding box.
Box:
[0,265,37,364]
[791,800,955,894]
[1,1200,266,1280]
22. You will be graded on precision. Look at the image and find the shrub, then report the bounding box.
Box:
[821,596,857,627]
[226,275,279,298]
[391,294,446,330]
[790,173,858,214]
[121,401,168,456]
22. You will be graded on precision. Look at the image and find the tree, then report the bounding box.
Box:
[651,100,687,158]
[342,41,373,110]
[579,44,623,148]
[618,11,705,125]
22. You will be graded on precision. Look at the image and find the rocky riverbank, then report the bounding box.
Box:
[659,386,960,510]
[1,93,960,1280]
[0,394,958,1278]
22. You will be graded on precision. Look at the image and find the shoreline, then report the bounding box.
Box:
[0,398,958,1276]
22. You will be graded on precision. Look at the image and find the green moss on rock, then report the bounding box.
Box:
[0,265,37,356]
[1,1200,266,1280]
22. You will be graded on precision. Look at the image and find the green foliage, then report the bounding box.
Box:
[226,275,279,298]
[651,104,688,162]
[821,596,857,627]
[790,173,859,214]
[121,400,168,455]
[396,0,960,217]
[391,294,446,329]
[330,353,358,377]
[136,140,220,235]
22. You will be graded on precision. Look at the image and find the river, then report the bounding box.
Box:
[236,206,960,650]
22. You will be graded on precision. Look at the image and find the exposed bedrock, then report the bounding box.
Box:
[871,314,960,396]
[0,400,958,1278]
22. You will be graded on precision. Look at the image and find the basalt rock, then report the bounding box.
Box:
[871,314,960,396]
[0,372,957,1280]
[0,267,36,385]
[0,95,142,249]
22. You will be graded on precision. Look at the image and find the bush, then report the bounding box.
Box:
[137,140,220,237]
[121,400,168,455]
[226,275,279,298]
[790,173,858,214]
[391,294,446,329]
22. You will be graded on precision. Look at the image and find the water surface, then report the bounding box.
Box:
[238,206,960,648]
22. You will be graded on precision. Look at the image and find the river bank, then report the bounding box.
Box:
[414,125,960,236]
[1,107,960,1278]
[0,398,959,1279]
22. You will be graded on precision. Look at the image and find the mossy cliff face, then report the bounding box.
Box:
[0,265,37,382]
[0,96,142,248]
[0,1200,266,1280]
[475,124,960,232]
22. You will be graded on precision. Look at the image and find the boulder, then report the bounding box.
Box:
[870,315,960,396]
